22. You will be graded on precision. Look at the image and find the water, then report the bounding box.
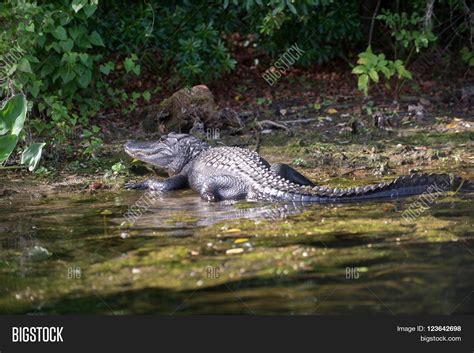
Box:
[0,189,473,314]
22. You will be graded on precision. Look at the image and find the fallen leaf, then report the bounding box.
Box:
[446,123,456,129]
[327,108,338,114]
[223,228,241,233]
[234,238,249,244]
[226,248,244,255]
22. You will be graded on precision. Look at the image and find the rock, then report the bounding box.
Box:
[164,85,218,131]
[0,189,18,198]
[138,85,254,135]
[407,104,427,119]
[217,107,243,129]
[27,246,51,261]
[419,97,431,106]
[373,111,392,128]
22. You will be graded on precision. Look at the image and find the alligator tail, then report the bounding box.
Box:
[289,173,471,203]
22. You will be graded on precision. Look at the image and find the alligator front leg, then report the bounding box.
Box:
[200,175,248,202]
[124,174,188,191]
[271,163,315,187]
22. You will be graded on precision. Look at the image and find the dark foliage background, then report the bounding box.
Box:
[0,0,472,158]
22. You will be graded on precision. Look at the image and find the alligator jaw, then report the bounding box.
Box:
[124,140,173,167]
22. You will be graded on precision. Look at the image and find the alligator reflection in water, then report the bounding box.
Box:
[125,191,308,228]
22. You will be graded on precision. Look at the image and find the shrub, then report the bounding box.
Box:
[352,48,412,97]
[0,0,104,156]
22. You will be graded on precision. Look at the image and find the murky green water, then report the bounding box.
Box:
[0,189,473,314]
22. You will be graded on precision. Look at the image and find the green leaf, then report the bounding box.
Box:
[351,65,366,74]
[0,134,19,165]
[89,31,104,46]
[357,74,369,96]
[380,66,393,79]
[77,68,92,88]
[99,62,114,75]
[21,143,46,171]
[52,26,68,41]
[368,69,379,83]
[143,91,151,102]
[397,66,413,79]
[59,67,76,84]
[124,57,135,72]
[393,60,403,68]
[0,94,27,136]
[30,80,42,98]
[60,39,74,52]
[359,51,377,65]
[17,58,32,73]
[72,0,86,12]
[286,0,297,15]
[83,4,98,17]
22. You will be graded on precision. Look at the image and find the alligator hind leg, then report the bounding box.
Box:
[271,163,315,187]
[200,175,248,202]
[124,174,188,191]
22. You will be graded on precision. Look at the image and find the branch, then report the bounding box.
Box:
[368,0,381,49]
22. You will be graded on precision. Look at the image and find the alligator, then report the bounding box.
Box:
[124,132,472,203]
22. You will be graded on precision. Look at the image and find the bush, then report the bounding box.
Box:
[95,0,362,83]
[0,0,104,156]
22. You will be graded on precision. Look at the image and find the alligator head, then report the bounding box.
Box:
[124,133,210,175]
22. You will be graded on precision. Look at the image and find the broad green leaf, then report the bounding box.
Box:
[69,26,83,40]
[124,57,135,72]
[83,4,98,17]
[21,143,46,171]
[0,134,19,164]
[89,31,104,46]
[17,58,32,73]
[40,63,55,78]
[393,60,403,68]
[60,39,74,52]
[77,69,92,88]
[380,66,393,79]
[286,0,297,15]
[0,94,27,135]
[72,0,86,12]
[359,51,377,65]
[397,66,412,79]
[78,53,89,65]
[59,67,76,83]
[351,65,366,74]
[368,69,379,83]
[30,80,42,98]
[52,26,68,41]
[99,62,114,75]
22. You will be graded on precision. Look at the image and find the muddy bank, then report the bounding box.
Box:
[1,100,473,200]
